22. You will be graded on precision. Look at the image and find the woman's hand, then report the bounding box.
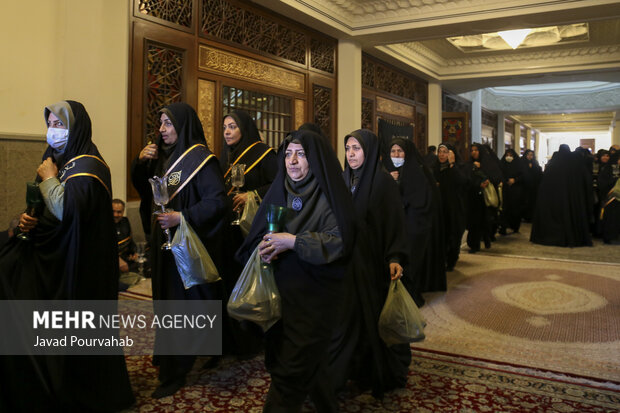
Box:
[18,212,38,233]
[258,232,295,263]
[389,263,403,280]
[480,179,490,188]
[390,171,399,180]
[37,157,58,181]
[139,143,158,162]
[232,192,249,214]
[473,161,481,169]
[508,178,515,186]
[156,211,181,229]
[448,150,456,165]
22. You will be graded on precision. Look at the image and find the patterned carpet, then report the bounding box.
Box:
[120,349,619,412]
[119,233,620,412]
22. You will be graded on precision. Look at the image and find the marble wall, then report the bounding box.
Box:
[0,135,47,230]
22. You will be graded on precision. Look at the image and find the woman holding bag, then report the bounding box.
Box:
[236,129,355,413]
[330,129,411,400]
[131,102,229,398]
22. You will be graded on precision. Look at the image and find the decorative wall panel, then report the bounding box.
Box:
[198,79,216,151]
[199,46,305,93]
[145,43,184,145]
[362,98,374,130]
[138,0,193,28]
[312,85,332,141]
[375,65,416,102]
[362,59,375,88]
[295,99,305,130]
[201,0,306,65]
[310,38,334,74]
[376,97,414,119]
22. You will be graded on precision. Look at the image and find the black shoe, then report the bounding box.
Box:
[484,240,491,249]
[498,228,507,235]
[151,377,185,399]
[468,248,479,254]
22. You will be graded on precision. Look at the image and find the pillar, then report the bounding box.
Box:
[336,40,362,164]
[471,89,482,144]
[427,82,442,148]
[497,113,505,157]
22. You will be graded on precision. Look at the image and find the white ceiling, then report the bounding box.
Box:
[254,0,620,133]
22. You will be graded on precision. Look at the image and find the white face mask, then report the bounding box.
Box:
[391,157,405,168]
[505,156,513,163]
[46,128,69,151]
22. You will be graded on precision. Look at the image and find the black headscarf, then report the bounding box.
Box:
[238,129,355,261]
[470,143,504,185]
[343,129,380,218]
[219,109,262,170]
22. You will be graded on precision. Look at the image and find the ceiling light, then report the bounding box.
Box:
[497,29,532,49]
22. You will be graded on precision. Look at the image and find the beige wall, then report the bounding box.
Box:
[0,0,129,226]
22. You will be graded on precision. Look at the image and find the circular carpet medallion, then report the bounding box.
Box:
[444,268,620,342]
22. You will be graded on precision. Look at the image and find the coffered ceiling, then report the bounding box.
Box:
[255,0,620,133]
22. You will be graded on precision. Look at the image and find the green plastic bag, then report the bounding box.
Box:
[240,191,260,237]
[378,279,426,346]
[227,246,281,332]
[171,213,221,289]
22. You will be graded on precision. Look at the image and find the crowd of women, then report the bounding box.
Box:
[1,99,619,412]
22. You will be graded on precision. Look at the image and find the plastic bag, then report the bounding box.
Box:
[240,191,260,237]
[378,279,426,346]
[171,213,221,289]
[483,182,499,208]
[227,246,281,332]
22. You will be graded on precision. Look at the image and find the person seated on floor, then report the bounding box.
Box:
[113,198,144,290]
[0,216,19,248]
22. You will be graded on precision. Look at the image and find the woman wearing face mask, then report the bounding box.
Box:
[383,137,445,304]
[330,129,410,400]
[131,102,230,398]
[237,129,355,413]
[433,143,468,271]
[499,148,524,234]
[0,101,135,412]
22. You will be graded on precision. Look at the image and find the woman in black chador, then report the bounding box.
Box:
[521,149,542,222]
[132,102,230,398]
[465,143,503,252]
[0,100,134,412]
[330,129,411,400]
[237,129,355,413]
[530,144,593,247]
[433,143,468,271]
[499,148,524,234]
[383,137,445,304]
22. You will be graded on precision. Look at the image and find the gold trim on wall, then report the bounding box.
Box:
[197,79,216,151]
[376,96,414,119]
[295,99,305,130]
[199,45,305,94]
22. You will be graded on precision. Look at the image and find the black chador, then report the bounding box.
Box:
[331,129,411,399]
[131,102,230,396]
[237,130,355,413]
[384,137,446,300]
[0,100,134,412]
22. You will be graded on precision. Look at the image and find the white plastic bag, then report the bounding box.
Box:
[240,191,260,237]
[378,279,426,346]
[227,246,281,332]
[171,213,221,289]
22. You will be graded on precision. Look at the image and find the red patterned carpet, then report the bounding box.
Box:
[119,252,620,412]
[121,349,619,412]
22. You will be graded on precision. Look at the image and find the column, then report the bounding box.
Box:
[513,122,520,150]
[471,89,482,143]
[427,82,442,148]
[525,127,532,152]
[612,112,620,147]
[496,113,505,157]
[336,39,362,164]
[534,131,540,155]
